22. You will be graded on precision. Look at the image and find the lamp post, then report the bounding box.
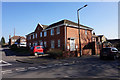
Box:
[77,4,87,57]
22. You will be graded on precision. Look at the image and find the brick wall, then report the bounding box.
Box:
[66,27,92,55]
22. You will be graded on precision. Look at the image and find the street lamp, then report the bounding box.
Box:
[77,4,88,57]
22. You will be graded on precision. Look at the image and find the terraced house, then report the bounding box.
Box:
[26,19,94,55]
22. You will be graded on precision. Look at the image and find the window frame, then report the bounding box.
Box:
[51,28,54,35]
[44,31,47,37]
[85,30,87,35]
[56,27,60,34]
[51,40,54,48]
[58,39,60,47]
[40,32,42,37]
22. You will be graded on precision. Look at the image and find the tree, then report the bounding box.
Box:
[1,37,5,45]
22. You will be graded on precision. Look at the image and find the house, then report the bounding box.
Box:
[107,39,120,50]
[26,19,94,55]
[9,35,26,47]
[92,34,107,55]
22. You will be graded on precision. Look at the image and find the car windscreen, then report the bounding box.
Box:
[102,48,111,52]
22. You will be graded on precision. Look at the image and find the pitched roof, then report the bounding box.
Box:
[10,36,26,39]
[46,19,93,30]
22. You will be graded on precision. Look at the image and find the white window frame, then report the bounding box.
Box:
[29,43,31,47]
[51,28,54,35]
[58,39,60,47]
[44,31,47,37]
[40,32,42,37]
[51,40,54,48]
[56,27,60,34]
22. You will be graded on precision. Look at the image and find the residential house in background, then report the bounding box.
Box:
[26,19,94,55]
[92,33,107,55]
[9,35,26,47]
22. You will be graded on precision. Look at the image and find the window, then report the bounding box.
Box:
[40,41,43,46]
[36,47,40,49]
[51,40,54,48]
[29,35,31,40]
[35,42,37,46]
[44,41,47,47]
[58,39,60,47]
[44,31,47,37]
[40,32,42,37]
[33,34,34,39]
[85,30,87,35]
[29,43,31,47]
[51,28,54,35]
[56,27,60,34]
[35,33,37,38]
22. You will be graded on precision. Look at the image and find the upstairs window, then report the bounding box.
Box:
[56,27,60,34]
[40,32,42,37]
[51,28,54,35]
[33,34,34,39]
[44,31,47,37]
[35,33,37,38]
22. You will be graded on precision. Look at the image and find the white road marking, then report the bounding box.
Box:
[16,68,27,72]
[63,63,69,65]
[0,60,12,67]
[38,66,47,69]
[1,70,12,74]
[47,65,52,68]
[28,67,38,70]
[54,64,59,66]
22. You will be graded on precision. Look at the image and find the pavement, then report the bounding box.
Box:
[1,47,120,79]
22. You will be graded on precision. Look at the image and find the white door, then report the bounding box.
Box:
[70,39,75,51]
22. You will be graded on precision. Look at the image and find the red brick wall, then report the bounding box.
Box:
[66,27,92,55]
[27,25,65,50]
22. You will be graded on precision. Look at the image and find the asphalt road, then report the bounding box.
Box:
[1,47,120,79]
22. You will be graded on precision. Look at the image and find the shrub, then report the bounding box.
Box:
[47,48,63,59]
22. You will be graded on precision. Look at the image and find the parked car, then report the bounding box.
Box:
[100,47,120,60]
[30,45,44,56]
[19,43,26,47]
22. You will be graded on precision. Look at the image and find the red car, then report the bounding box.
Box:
[31,46,44,56]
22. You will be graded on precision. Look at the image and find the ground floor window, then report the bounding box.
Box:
[44,41,47,47]
[58,39,60,47]
[51,40,54,48]
[35,42,37,46]
[29,43,31,47]
[40,41,43,46]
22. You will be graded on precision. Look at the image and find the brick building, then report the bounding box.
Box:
[92,34,107,55]
[9,35,26,46]
[26,19,94,55]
